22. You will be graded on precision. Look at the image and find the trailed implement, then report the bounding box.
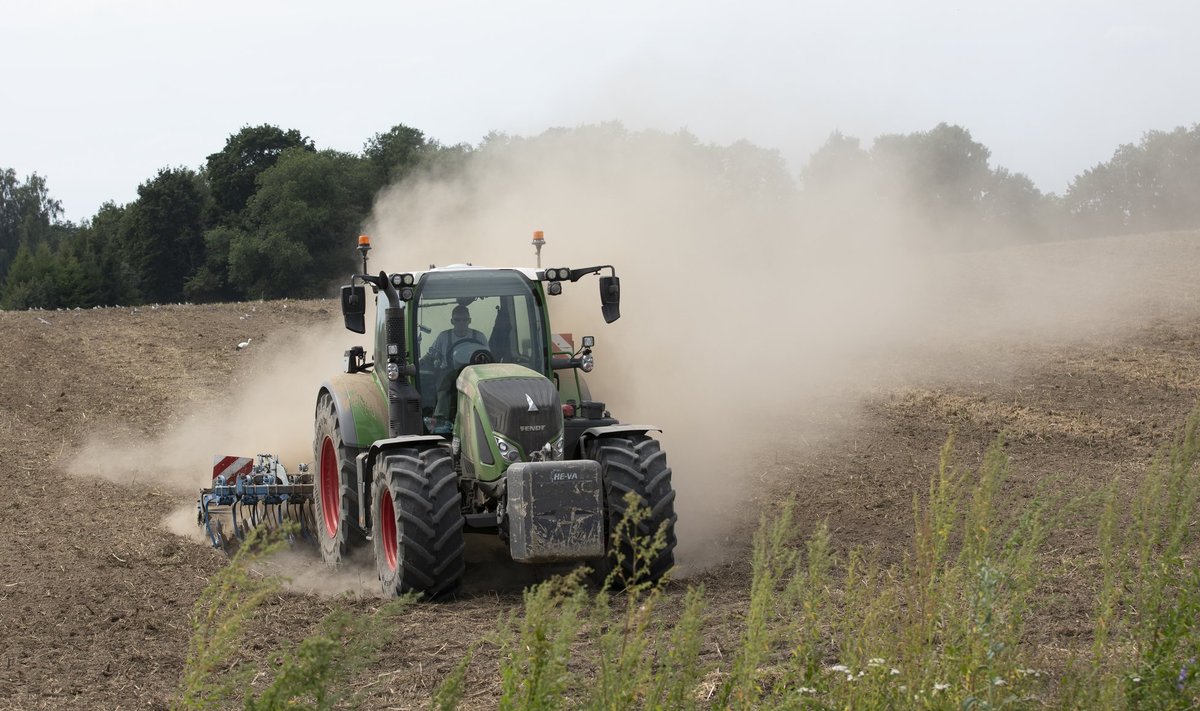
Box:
[197,454,316,549]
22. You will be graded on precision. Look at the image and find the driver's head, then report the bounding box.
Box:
[450,305,471,335]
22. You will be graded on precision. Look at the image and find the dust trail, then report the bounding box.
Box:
[364,126,1200,568]
[70,319,348,491]
[68,315,386,597]
[163,502,379,596]
[69,125,1200,588]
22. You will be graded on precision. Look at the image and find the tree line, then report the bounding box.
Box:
[801,122,1200,247]
[0,123,467,309]
[2,121,1198,310]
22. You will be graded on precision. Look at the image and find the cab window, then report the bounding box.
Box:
[413,270,546,414]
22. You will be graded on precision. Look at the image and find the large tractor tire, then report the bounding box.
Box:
[314,392,365,565]
[590,434,678,586]
[372,446,465,598]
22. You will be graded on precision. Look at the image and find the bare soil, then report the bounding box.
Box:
[3,235,1200,708]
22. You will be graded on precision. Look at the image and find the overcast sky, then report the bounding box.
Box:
[4,0,1198,222]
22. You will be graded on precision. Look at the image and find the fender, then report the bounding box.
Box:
[318,372,389,449]
[353,434,448,530]
[579,424,662,454]
[362,435,448,477]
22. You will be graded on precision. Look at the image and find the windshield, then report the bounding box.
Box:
[413,270,547,417]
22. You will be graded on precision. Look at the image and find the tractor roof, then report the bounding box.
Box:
[407,264,542,282]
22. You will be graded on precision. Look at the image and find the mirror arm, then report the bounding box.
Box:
[551,356,577,370]
[356,272,384,291]
[568,264,616,282]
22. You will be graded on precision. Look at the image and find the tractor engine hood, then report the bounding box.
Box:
[458,364,563,455]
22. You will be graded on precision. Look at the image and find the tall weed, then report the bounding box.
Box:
[188,405,1200,710]
[177,525,412,711]
[1064,407,1200,709]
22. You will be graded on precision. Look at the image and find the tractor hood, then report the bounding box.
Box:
[458,364,563,455]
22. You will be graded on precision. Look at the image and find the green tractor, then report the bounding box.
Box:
[313,235,678,597]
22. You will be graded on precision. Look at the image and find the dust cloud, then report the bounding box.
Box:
[365,126,1200,567]
[68,317,388,596]
[71,321,348,492]
[69,125,1200,588]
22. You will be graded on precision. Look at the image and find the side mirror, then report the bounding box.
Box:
[598,276,620,323]
[341,284,366,333]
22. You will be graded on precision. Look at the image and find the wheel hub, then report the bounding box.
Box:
[320,437,339,537]
[379,492,398,571]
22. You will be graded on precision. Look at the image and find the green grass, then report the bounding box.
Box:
[443,408,1200,709]
[182,405,1200,709]
[177,524,413,711]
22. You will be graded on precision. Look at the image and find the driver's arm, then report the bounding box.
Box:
[420,331,448,367]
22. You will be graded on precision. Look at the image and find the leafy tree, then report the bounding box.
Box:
[1065,125,1200,235]
[982,167,1046,238]
[714,139,795,197]
[802,131,871,192]
[120,167,207,303]
[798,124,1053,245]
[230,148,374,298]
[0,168,66,281]
[74,202,138,306]
[417,141,474,181]
[183,226,246,303]
[871,123,993,220]
[205,125,314,221]
[365,124,478,189]
[364,123,427,188]
[53,245,99,308]
[1,242,64,309]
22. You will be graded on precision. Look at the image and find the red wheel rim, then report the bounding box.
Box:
[379,491,398,571]
[320,437,339,537]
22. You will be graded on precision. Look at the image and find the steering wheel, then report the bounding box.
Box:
[449,338,493,367]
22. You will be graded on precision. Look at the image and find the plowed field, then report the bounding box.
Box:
[3,232,1200,708]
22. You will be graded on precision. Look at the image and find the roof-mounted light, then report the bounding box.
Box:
[356,235,371,274]
[388,273,416,300]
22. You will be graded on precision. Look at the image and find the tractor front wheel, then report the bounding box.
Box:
[372,446,465,598]
[591,434,678,586]
[313,392,364,566]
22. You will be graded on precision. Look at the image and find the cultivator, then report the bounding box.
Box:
[197,454,316,550]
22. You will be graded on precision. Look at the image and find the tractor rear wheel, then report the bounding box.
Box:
[372,446,465,598]
[313,392,364,565]
[591,434,678,586]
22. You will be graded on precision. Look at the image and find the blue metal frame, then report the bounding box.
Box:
[197,456,315,549]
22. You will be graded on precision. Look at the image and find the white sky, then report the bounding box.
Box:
[3,0,1198,222]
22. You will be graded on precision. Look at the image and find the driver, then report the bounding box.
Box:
[422,304,487,433]
[422,305,486,368]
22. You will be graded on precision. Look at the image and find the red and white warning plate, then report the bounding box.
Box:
[212,455,254,481]
[551,333,574,355]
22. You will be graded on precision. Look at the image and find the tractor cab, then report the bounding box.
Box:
[409,268,550,429]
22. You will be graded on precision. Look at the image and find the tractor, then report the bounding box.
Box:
[309,234,677,597]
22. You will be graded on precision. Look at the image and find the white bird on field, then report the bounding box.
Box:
[236,338,252,351]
